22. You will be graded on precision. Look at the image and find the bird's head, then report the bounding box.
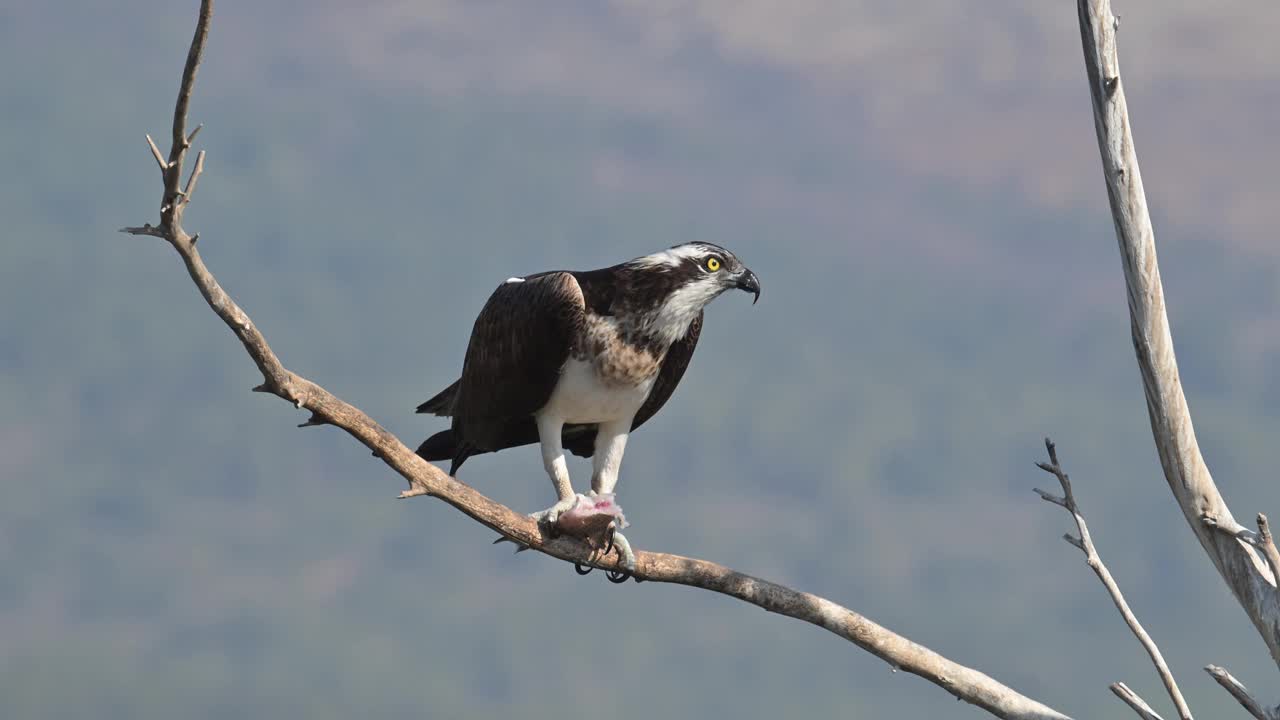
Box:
[621,242,760,344]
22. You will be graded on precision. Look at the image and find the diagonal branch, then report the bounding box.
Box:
[118,3,1073,719]
[1036,439,1192,720]
[1110,683,1167,720]
[146,134,168,173]
[1075,0,1280,670]
[1204,665,1280,720]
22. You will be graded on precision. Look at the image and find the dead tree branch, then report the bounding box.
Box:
[1036,439,1192,720]
[1204,665,1280,720]
[120,2,1072,718]
[1110,683,1167,720]
[1075,0,1280,675]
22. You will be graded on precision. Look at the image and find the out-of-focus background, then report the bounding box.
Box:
[3,1,1278,717]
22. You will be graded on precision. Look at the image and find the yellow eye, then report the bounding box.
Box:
[705,257,721,271]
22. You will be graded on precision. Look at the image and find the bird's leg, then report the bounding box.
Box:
[531,415,581,528]
[590,420,635,573]
[589,420,629,497]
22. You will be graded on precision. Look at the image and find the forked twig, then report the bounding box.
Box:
[1035,438,1192,720]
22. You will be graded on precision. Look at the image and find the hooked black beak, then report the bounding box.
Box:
[736,269,761,304]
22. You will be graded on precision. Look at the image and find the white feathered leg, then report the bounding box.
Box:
[591,419,635,570]
[531,414,580,525]
[590,419,630,496]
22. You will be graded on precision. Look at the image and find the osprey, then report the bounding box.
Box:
[416,242,760,570]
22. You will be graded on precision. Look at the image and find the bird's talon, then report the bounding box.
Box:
[574,563,593,576]
[529,495,581,530]
[607,528,637,575]
[606,569,630,583]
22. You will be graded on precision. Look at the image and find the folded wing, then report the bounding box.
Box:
[452,272,587,450]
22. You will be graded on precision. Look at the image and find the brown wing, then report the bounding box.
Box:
[451,272,586,450]
[631,311,702,431]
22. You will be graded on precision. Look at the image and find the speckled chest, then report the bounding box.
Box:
[572,315,666,388]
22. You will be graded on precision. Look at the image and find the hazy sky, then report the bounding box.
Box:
[3,2,1279,718]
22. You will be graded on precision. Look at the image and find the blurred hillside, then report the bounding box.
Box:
[2,2,1279,718]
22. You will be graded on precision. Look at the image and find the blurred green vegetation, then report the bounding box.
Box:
[3,3,1280,718]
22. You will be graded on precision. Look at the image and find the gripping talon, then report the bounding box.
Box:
[529,495,582,538]
[574,563,593,575]
[605,526,637,583]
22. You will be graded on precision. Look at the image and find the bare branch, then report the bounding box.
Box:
[1032,487,1068,509]
[144,0,213,235]
[119,224,166,238]
[114,4,1082,719]
[1205,665,1279,720]
[181,150,205,205]
[145,134,168,172]
[1036,439,1192,720]
[1075,0,1280,668]
[167,1,210,172]
[1110,683,1167,720]
[1256,515,1280,587]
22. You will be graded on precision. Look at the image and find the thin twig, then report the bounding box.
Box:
[116,4,1076,719]
[119,224,166,238]
[1035,438,1192,720]
[146,134,168,172]
[1255,515,1280,587]
[1110,683,1167,720]
[1204,665,1278,720]
[182,150,205,205]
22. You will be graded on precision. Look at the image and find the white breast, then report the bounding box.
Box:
[539,357,656,424]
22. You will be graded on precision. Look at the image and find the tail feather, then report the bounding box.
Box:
[416,380,459,416]
[416,420,597,476]
[415,429,478,475]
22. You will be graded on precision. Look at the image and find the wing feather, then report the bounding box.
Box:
[452,272,586,450]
